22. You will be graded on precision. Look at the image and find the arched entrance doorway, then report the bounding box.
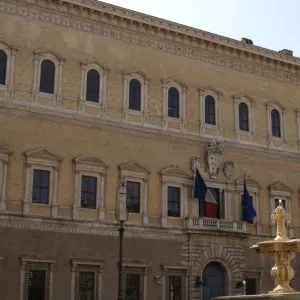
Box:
[202,262,227,300]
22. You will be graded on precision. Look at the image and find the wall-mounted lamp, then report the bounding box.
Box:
[195,276,202,288]
[153,276,162,284]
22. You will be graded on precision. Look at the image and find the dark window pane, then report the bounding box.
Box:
[125,274,140,300]
[86,69,100,103]
[28,270,46,300]
[39,59,55,94]
[239,102,249,131]
[79,272,94,300]
[271,109,281,137]
[169,276,181,300]
[81,176,97,209]
[245,278,257,295]
[167,186,180,217]
[129,79,141,111]
[168,87,179,118]
[126,181,140,213]
[0,50,7,85]
[275,198,286,209]
[205,95,216,125]
[32,170,50,204]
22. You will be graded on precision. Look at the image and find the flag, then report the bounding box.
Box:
[193,168,218,218]
[242,178,257,223]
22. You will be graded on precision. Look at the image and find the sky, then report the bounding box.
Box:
[102,0,300,58]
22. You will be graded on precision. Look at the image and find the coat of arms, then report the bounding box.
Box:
[223,162,234,179]
[205,140,224,179]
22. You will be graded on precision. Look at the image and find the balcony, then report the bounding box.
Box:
[184,217,247,234]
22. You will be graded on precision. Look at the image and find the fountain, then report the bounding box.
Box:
[215,200,300,300]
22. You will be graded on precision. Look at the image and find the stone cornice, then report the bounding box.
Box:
[1,0,300,85]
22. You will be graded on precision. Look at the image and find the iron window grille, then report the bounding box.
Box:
[32,169,50,204]
[165,269,186,300]
[75,265,100,300]
[24,262,51,300]
[122,267,145,300]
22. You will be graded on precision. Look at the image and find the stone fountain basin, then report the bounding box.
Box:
[250,239,300,255]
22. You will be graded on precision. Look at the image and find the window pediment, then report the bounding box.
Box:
[24,148,61,166]
[235,176,260,191]
[162,78,187,89]
[119,161,149,176]
[73,155,107,174]
[34,49,65,61]
[123,69,148,79]
[160,167,190,183]
[266,100,285,111]
[0,144,12,161]
[199,85,223,96]
[233,94,255,107]
[0,40,18,51]
[81,60,110,72]
[268,181,292,193]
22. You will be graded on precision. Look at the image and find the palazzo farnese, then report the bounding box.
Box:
[1,0,300,300]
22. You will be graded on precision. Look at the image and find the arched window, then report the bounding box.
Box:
[129,79,141,111]
[239,102,249,131]
[39,59,55,94]
[168,87,179,118]
[205,95,216,125]
[86,69,100,103]
[271,109,281,137]
[0,50,7,85]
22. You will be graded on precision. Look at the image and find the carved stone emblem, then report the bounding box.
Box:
[190,156,201,174]
[223,162,234,179]
[205,140,224,179]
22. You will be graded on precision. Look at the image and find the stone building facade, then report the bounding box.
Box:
[0,0,300,299]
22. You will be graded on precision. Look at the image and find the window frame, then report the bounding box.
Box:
[167,87,180,119]
[85,69,101,103]
[0,144,12,213]
[81,175,98,209]
[23,148,61,217]
[32,169,51,205]
[266,101,286,148]
[271,109,281,138]
[0,41,17,101]
[233,94,256,143]
[79,61,109,116]
[73,155,107,221]
[162,78,187,132]
[199,86,223,136]
[39,59,56,95]
[123,70,149,124]
[71,260,104,300]
[238,102,249,131]
[167,186,181,218]
[20,257,56,300]
[160,167,189,226]
[126,180,141,214]
[162,266,189,300]
[32,50,64,107]
[118,162,149,225]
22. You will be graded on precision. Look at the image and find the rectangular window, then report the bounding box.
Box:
[126,181,140,213]
[165,269,186,300]
[79,272,95,300]
[125,274,140,300]
[32,169,50,204]
[199,188,223,219]
[168,276,181,300]
[74,264,100,300]
[23,263,51,300]
[245,277,257,295]
[167,186,181,217]
[81,175,97,209]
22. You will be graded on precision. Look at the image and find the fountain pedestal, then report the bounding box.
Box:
[215,200,300,300]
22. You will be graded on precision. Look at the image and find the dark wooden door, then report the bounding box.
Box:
[202,262,226,300]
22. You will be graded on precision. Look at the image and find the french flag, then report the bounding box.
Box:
[193,168,217,218]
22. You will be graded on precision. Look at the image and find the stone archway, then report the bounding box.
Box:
[202,261,227,300]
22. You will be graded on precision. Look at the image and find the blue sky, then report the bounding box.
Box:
[103,0,299,57]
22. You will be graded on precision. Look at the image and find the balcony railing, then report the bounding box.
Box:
[184,217,247,233]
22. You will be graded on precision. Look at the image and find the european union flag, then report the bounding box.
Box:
[242,178,257,223]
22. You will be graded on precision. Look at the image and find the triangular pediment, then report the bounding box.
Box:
[24,148,61,161]
[123,69,147,78]
[81,60,110,71]
[232,94,255,105]
[235,176,260,187]
[160,167,190,178]
[0,144,12,155]
[34,49,65,61]
[0,40,17,50]
[268,181,292,192]
[119,161,149,174]
[265,100,285,111]
[74,155,107,167]
[162,77,187,88]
